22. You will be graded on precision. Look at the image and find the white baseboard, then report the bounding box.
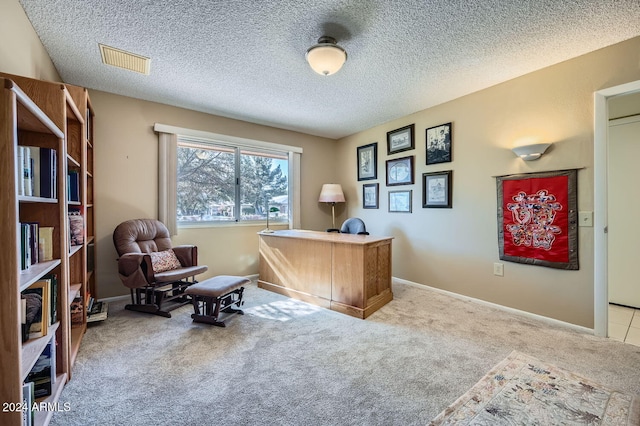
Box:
[392,277,594,335]
[97,294,129,303]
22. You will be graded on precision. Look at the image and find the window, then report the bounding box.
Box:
[155,123,302,234]
[176,139,290,224]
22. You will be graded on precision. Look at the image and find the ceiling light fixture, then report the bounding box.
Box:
[306,36,347,76]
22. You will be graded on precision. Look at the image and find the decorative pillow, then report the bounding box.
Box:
[148,249,182,273]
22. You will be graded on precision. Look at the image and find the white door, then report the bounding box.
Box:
[608,115,640,308]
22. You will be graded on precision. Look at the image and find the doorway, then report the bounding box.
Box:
[594,80,640,337]
[608,114,640,308]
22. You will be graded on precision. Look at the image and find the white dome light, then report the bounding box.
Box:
[306,36,347,76]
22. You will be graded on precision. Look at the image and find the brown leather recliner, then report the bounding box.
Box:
[113,218,208,317]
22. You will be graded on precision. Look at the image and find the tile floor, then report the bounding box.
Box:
[608,304,640,346]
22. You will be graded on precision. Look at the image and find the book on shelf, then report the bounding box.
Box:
[85,292,94,312]
[22,382,34,426]
[67,170,80,202]
[38,226,54,262]
[25,222,39,266]
[21,295,28,343]
[18,146,24,196]
[25,337,56,399]
[70,294,84,325]
[40,147,57,199]
[68,207,84,246]
[20,222,42,271]
[87,242,95,272]
[22,280,50,340]
[87,301,108,323]
[20,223,30,271]
[44,274,58,325]
[28,146,40,198]
[17,146,57,198]
[22,146,32,197]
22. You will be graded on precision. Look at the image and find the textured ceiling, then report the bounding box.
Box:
[18,0,640,139]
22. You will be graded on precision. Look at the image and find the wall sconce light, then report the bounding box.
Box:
[306,36,347,76]
[511,143,551,161]
[318,183,345,232]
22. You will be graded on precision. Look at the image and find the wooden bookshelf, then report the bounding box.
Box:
[0,77,67,426]
[0,73,96,426]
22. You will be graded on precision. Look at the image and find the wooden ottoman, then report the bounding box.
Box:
[185,275,249,327]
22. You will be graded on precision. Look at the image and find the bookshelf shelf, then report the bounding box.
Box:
[67,154,80,168]
[69,325,86,367]
[19,259,61,292]
[33,373,67,426]
[1,73,96,426]
[69,284,81,301]
[11,82,63,138]
[69,244,83,257]
[18,196,59,204]
[21,322,60,380]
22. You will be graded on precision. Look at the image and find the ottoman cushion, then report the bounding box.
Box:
[185,275,250,298]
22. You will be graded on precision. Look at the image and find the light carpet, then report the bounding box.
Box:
[50,281,640,425]
[430,350,640,425]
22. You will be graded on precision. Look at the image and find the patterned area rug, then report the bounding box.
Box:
[430,351,640,425]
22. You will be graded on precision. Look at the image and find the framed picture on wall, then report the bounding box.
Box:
[386,156,414,186]
[357,143,377,181]
[389,190,412,213]
[363,183,379,209]
[422,170,452,208]
[387,124,415,155]
[496,169,578,270]
[426,122,452,165]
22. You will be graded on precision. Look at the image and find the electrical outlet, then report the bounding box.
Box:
[493,262,504,276]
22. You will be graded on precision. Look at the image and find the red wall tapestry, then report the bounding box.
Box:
[496,169,578,270]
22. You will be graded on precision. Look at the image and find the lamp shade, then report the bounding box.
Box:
[318,184,345,203]
[511,143,551,161]
[306,36,347,76]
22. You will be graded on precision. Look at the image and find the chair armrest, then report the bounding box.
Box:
[118,253,146,276]
[172,245,198,267]
[117,253,154,289]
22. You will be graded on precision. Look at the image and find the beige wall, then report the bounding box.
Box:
[0,0,338,299]
[0,0,60,82]
[336,36,640,328]
[90,91,337,298]
[3,0,640,326]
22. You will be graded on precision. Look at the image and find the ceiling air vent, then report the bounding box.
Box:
[99,44,150,75]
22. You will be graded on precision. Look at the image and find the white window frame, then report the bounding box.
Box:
[154,123,302,234]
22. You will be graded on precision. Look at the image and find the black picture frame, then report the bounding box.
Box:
[422,170,452,208]
[387,124,415,155]
[357,143,377,181]
[389,190,412,213]
[386,155,414,186]
[426,122,452,165]
[363,183,379,209]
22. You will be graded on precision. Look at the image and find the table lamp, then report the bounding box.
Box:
[318,184,345,232]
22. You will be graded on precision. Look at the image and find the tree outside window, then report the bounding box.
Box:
[177,141,289,223]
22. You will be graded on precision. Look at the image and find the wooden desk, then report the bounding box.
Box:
[258,230,393,319]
